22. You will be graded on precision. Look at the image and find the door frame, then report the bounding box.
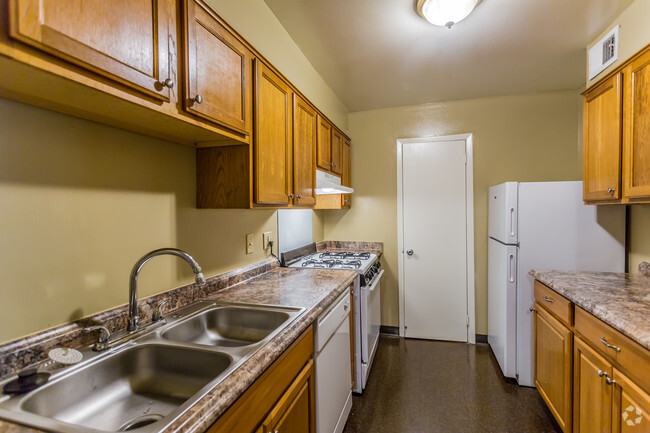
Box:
[396,133,476,343]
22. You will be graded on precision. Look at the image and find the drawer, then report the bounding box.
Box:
[575,306,650,393]
[534,281,573,326]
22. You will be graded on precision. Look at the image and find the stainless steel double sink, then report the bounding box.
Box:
[0,301,304,432]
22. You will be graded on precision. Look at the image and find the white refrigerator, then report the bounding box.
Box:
[487,181,625,387]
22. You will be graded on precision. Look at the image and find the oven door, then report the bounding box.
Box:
[360,269,384,388]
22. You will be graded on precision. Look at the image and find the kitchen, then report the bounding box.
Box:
[0,0,649,432]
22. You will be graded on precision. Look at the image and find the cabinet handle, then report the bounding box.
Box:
[607,187,616,195]
[192,95,203,104]
[332,163,337,168]
[297,195,302,200]
[542,296,554,303]
[161,78,174,89]
[288,194,294,199]
[600,336,621,352]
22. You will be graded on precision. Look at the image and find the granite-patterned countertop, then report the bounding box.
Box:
[0,267,357,433]
[530,270,650,351]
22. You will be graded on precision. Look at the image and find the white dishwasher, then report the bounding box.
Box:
[314,287,352,433]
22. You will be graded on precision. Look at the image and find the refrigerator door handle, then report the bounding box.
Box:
[509,207,516,238]
[508,253,516,283]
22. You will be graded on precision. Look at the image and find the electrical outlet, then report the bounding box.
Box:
[246,233,254,254]
[262,232,272,250]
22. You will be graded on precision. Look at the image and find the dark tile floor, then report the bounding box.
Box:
[343,336,562,433]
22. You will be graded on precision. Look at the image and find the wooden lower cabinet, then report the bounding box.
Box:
[612,369,650,433]
[534,280,650,433]
[207,326,313,433]
[534,303,573,432]
[260,360,315,433]
[574,336,613,433]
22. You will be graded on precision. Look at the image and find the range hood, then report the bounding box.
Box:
[315,170,354,195]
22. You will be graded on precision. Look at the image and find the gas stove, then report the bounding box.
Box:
[281,244,381,287]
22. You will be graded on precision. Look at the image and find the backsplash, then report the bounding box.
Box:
[0,258,278,379]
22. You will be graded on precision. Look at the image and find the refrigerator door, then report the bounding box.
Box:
[515,181,625,387]
[487,238,518,379]
[488,182,519,244]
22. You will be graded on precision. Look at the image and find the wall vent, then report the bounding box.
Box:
[589,25,619,80]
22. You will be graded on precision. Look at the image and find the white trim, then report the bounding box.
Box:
[396,133,476,344]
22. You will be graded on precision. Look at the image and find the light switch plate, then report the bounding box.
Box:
[262,232,271,250]
[246,233,254,254]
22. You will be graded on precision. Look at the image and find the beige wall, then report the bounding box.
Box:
[324,91,581,332]
[206,0,349,131]
[587,0,650,270]
[0,98,278,343]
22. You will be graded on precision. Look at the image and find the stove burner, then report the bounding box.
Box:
[319,251,371,260]
[301,258,362,269]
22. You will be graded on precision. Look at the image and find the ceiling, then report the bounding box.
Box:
[264,0,635,112]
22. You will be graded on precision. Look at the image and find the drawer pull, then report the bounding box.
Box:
[542,296,554,303]
[600,336,621,352]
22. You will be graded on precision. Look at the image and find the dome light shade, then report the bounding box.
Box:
[416,0,479,28]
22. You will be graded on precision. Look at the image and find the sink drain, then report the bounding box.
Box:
[119,414,163,431]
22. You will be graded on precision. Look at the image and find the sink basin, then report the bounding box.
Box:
[19,344,231,432]
[162,306,293,347]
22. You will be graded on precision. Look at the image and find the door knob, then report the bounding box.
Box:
[406,249,414,256]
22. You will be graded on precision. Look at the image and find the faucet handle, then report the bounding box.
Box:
[84,326,111,351]
[152,300,169,322]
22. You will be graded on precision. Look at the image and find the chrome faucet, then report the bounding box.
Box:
[127,248,206,332]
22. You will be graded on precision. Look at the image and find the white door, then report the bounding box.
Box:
[402,139,468,342]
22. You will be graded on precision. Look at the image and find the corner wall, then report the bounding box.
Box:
[324,91,581,332]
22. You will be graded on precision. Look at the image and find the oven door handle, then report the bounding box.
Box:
[366,270,384,292]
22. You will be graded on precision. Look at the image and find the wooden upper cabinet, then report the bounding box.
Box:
[292,94,317,206]
[574,336,613,433]
[316,116,332,171]
[184,0,253,135]
[342,137,351,208]
[623,51,650,199]
[534,304,573,433]
[9,0,173,101]
[254,60,292,206]
[583,72,623,202]
[331,128,344,175]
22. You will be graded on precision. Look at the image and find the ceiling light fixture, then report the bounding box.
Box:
[416,0,479,28]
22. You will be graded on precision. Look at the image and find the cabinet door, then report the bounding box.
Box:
[316,116,332,171]
[583,73,623,202]
[331,128,344,175]
[185,0,253,135]
[612,368,650,433]
[623,52,650,199]
[262,360,315,433]
[292,94,317,206]
[9,0,172,100]
[254,60,292,205]
[534,304,573,432]
[574,336,613,433]
[342,137,352,208]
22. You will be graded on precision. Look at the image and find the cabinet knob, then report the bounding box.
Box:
[288,194,294,199]
[297,195,302,200]
[161,78,174,89]
[406,249,414,256]
[332,163,337,168]
[607,187,615,195]
[192,95,203,104]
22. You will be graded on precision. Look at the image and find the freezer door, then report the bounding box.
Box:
[487,238,518,379]
[515,180,625,387]
[488,182,518,244]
